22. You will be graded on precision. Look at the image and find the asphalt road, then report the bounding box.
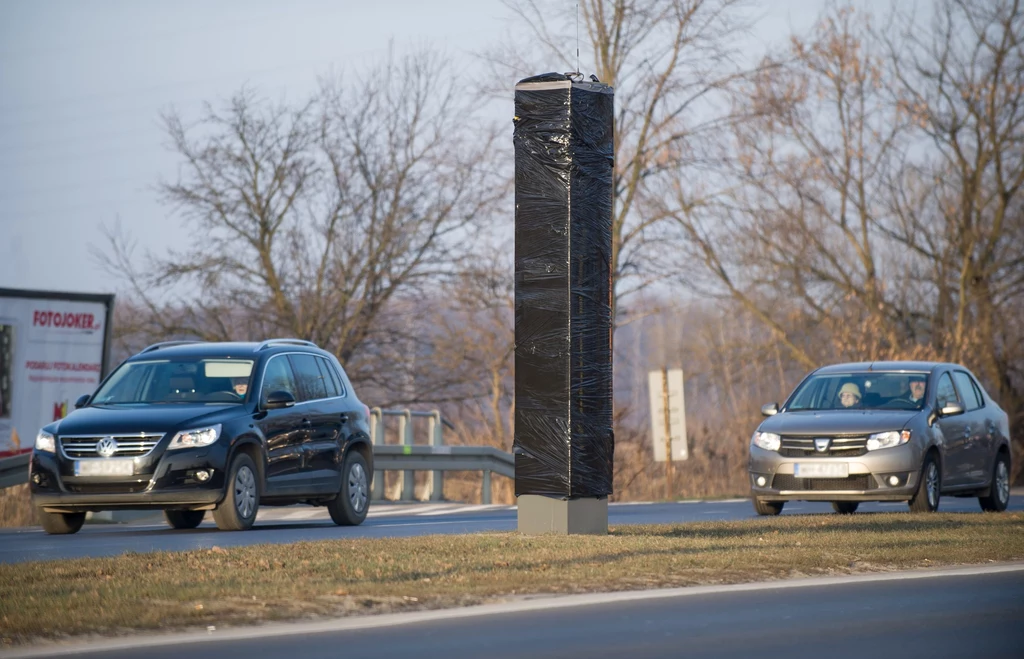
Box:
[16,567,1024,659]
[2,494,1021,564]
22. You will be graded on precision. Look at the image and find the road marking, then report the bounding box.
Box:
[7,563,1022,658]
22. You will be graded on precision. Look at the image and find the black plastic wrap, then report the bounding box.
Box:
[513,73,614,499]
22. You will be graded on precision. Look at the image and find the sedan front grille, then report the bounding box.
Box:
[779,436,868,458]
[771,474,875,491]
[60,434,162,458]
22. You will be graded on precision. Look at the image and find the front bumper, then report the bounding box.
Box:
[748,443,923,502]
[29,442,229,512]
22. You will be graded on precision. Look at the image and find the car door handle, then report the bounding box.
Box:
[339,413,349,423]
[301,418,312,428]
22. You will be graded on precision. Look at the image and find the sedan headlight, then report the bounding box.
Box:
[35,430,56,453]
[168,424,222,450]
[867,430,911,451]
[752,431,781,451]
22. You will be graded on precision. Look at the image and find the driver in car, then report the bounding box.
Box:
[232,378,249,397]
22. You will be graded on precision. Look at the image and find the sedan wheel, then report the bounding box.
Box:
[909,455,940,513]
[979,453,1011,513]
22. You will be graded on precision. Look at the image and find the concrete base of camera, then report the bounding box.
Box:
[516,495,608,535]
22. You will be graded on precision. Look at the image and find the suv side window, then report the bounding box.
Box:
[261,355,299,405]
[935,372,959,408]
[289,354,327,401]
[316,357,340,398]
[953,371,982,411]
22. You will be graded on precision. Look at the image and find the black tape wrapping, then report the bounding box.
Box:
[513,74,615,498]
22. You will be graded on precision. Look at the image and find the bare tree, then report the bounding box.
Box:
[886,0,1024,402]
[487,0,754,323]
[98,49,507,391]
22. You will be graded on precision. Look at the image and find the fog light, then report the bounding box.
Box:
[195,469,211,482]
[888,475,900,486]
[756,476,767,487]
[31,473,41,485]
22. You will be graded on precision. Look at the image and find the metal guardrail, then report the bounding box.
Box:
[373,445,514,504]
[369,408,512,504]
[0,453,30,490]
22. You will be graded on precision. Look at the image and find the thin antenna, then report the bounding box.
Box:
[576,2,580,75]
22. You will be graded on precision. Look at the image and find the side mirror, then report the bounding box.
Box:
[74,394,91,409]
[263,390,296,410]
[938,401,965,417]
[761,403,779,417]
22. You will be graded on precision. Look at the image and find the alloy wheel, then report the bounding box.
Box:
[349,462,368,513]
[235,465,256,519]
[926,462,939,509]
[996,460,1010,506]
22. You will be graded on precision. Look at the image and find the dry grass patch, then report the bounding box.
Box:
[1,512,1022,646]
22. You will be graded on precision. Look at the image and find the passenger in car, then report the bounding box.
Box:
[838,382,861,408]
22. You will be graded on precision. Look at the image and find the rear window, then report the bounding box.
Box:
[290,354,328,401]
[953,371,982,410]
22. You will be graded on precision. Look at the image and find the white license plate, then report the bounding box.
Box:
[794,463,849,478]
[75,459,135,477]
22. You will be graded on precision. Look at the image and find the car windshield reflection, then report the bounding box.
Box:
[786,372,929,412]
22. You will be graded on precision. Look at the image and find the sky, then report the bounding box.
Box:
[0,0,901,297]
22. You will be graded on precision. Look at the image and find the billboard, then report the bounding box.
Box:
[0,289,114,457]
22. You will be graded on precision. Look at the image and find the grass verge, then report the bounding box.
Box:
[2,512,1022,646]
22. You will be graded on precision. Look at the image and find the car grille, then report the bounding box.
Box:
[771,474,875,491]
[60,434,163,458]
[65,482,150,494]
[779,436,868,458]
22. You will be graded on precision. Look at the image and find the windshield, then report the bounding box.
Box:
[786,372,929,411]
[92,358,255,405]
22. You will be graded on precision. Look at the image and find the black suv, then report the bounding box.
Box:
[29,339,374,534]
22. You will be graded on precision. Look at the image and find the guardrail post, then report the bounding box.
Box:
[482,470,491,505]
[427,411,444,501]
[400,409,414,501]
[370,408,384,501]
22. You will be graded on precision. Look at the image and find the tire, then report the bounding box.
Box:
[753,498,784,516]
[327,450,370,526]
[164,509,206,530]
[37,509,86,535]
[831,501,859,514]
[979,452,1011,513]
[212,453,259,531]
[909,453,941,513]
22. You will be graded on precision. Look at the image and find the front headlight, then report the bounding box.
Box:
[867,430,911,451]
[168,424,222,450]
[35,430,56,453]
[752,431,781,451]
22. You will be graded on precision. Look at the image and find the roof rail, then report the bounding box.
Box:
[140,340,202,354]
[255,338,318,352]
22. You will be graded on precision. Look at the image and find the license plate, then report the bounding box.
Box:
[794,463,849,478]
[75,459,135,477]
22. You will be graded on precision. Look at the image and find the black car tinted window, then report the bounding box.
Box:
[953,371,982,411]
[261,356,299,405]
[290,354,327,401]
[935,373,959,408]
[316,357,340,397]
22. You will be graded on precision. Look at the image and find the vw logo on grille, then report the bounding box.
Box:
[814,438,831,452]
[96,437,119,458]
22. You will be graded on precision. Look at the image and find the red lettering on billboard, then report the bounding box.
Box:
[31,310,101,331]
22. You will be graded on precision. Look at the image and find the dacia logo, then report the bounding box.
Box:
[814,438,831,452]
[96,437,118,458]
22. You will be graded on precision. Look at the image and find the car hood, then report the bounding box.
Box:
[759,409,921,436]
[48,404,246,437]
